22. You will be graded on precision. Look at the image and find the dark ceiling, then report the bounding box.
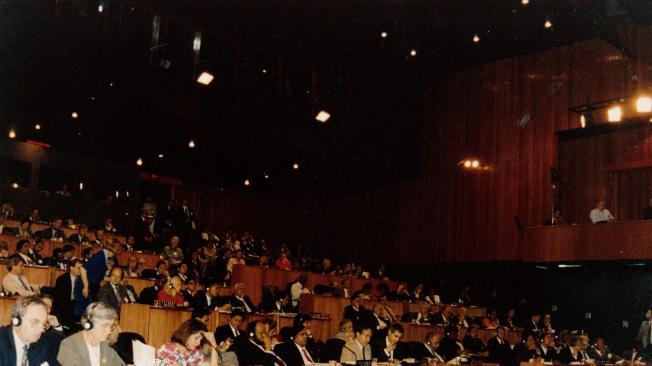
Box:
[0,0,647,197]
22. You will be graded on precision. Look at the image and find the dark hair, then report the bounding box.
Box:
[388,323,404,334]
[425,331,438,343]
[62,244,75,253]
[16,240,29,252]
[69,258,84,267]
[192,308,211,319]
[231,309,246,320]
[246,320,260,336]
[567,337,580,347]
[171,319,208,344]
[7,255,25,271]
[354,323,372,334]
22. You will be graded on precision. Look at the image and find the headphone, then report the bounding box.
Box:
[82,303,100,330]
[11,314,21,326]
[11,295,45,327]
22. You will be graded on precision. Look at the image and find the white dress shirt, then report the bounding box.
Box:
[295,342,315,364]
[3,273,35,296]
[13,329,27,366]
[590,208,614,223]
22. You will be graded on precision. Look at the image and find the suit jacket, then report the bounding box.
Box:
[191,291,224,311]
[0,325,59,366]
[438,337,462,362]
[235,338,281,366]
[215,324,244,343]
[275,342,317,366]
[340,339,372,364]
[54,272,78,327]
[85,250,109,287]
[68,233,89,244]
[225,295,257,313]
[414,343,445,362]
[343,305,367,326]
[36,228,65,240]
[58,331,124,366]
[463,335,487,353]
[558,347,583,364]
[538,345,558,362]
[431,312,451,326]
[370,337,406,361]
[97,282,132,312]
[487,336,511,366]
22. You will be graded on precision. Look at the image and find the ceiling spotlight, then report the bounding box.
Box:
[188,139,196,148]
[463,160,471,168]
[34,124,41,130]
[264,174,270,179]
[471,160,480,168]
[607,106,622,122]
[11,182,19,189]
[71,112,79,119]
[380,31,388,39]
[8,130,16,139]
[158,153,164,158]
[522,0,529,4]
[473,34,480,43]
[196,71,214,85]
[315,110,331,123]
[136,158,143,166]
[292,163,299,170]
[79,182,84,191]
[580,114,587,128]
[244,179,251,186]
[636,96,652,113]
[115,190,120,198]
[98,4,103,12]
[544,20,552,29]
[262,69,268,74]
[410,49,417,57]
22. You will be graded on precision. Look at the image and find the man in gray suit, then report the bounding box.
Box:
[340,323,373,364]
[636,308,652,350]
[57,302,125,366]
[97,267,134,312]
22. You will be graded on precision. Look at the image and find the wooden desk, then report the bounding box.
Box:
[522,221,652,262]
[0,297,18,326]
[401,323,522,344]
[232,265,405,309]
[300,294,349,336]
[0,264,52,290]
[3,219,127,243]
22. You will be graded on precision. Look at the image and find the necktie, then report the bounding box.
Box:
[362,346,366,360]
[17,276,29,291]
[114,286,122,304]
[302,347,314,364]
[21,345,28,366]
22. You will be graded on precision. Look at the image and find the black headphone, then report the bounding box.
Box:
[11,314,21,326]
[82,303,99,330]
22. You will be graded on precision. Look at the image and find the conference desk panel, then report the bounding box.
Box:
[0,265,52,290]
[523,221,652,262]
[401,323,522,344]
[3,219,127,243]
[0,297,17,325]
[232,265,405,308]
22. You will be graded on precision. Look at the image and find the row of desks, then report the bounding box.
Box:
[231,264,407,307]
[0,234,160,268]
[300,293,487,336]
[0,265,155,295]
[2,219,127,243]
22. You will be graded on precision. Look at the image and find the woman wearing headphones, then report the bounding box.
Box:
[158,318,231,366]
[157,275,189,307]
[57,301,125,365]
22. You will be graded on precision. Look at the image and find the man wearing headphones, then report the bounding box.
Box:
[97,267,132,312]
[57,302,125,366]
[0,295,58,366]
[235,320,285,366]
[340,323,373,364]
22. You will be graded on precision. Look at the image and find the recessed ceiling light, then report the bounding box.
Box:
[544,20,552,29]
[380,31,388,39]
[473,34,480,43]
[188,139,196,148]
[71,112,79,119]
[34,124,41,130]
[196,72,214,85]
[410,49,417,57]
[8,130,16,139]
[136,158,143,166]
[315,110,331,123]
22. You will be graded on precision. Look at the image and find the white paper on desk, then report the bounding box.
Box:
[132,340,157,366]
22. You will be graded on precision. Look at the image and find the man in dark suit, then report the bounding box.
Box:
[68,224,90,244]
[261,291,291,314]
[53,258,88,327]
[636,308,652,350]
[438,325,463,362]
[138,276,165,305]
[97,267,134,312]
[215,310,246,345]
[236,320,284,366]
[175,199,195,245]
[192,281,230,312]
[371,323,405,361]
[487,326,512,366]
[538,333,558,362]
[343,292,366,326]
[85,240,122,297]
[0,296,58,366]
[276,325,319,366]
[432,304,453,326]
[559,337,584,364]
[35,217,65,240]
[225,283,257,313]
[414,331,445,362]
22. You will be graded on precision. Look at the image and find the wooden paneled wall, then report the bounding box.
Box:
[173,29,652,264]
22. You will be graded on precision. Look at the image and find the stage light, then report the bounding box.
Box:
[79,182,84,191]
[8,130,16,139]
[292,163,299,170]
[580,115,587,128]
[264,174,270,179]
[522,0,529,4]
[244,179,251,186]
[262,69,267,74]
[544,20,552,29]
[471,160,480,168]
[463,160,471,168]
[115,191,120,198]
[71,112,79,119]
[473,34,480,43]
[315,110,331,123]
[188,139,196,148]
[196,72,214,85]
[11,182,19,189]
[607,106,622,122]
[636,96,652,113]
[410,49,417,57]
[158,153,164,158]
[136,158,143,166]
[34,124,41,130]
[193,31,202,53]
[380,32,388,39]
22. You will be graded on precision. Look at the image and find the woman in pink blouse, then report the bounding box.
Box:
[158,318,229,366]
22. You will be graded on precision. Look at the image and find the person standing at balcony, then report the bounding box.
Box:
[590,200,615,224]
